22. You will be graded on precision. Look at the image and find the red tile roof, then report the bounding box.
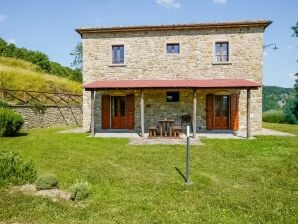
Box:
[83,79,261,89]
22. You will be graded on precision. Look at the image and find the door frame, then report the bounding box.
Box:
[103,94,134,130]
[213,94,231,130]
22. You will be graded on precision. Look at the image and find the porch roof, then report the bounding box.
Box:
[83,79,261,90]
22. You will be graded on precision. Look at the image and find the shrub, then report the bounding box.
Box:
[0,100,11,108]
[0,108,24,136]
[262,109,284,123]
[0,151,36,187]
[35,173,58,190]
[70,180,91,201]
[283,98,298,124]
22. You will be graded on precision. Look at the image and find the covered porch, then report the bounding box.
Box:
[84,79,260,139]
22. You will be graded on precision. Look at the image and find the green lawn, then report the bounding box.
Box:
[0,124,297,223]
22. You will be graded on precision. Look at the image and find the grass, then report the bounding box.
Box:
[0,57,81,93]
[0,124,297,223]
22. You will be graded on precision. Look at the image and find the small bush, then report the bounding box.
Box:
[70,180,91,201]
[0,108,24,136]
[0,151,36,187]
[0,100,11,109]
[35,173,58,190]
[283,98,298,124]
[262,110,284,123]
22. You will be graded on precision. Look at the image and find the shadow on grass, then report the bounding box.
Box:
[1,132,29,138]
[175,167,186,182]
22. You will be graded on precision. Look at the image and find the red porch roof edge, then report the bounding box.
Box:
[83,79,261,90]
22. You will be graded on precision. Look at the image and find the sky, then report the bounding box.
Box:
[0,0,297,87]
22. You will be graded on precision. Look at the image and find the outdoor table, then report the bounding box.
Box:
[158,119,174,137]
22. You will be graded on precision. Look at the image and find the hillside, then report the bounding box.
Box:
[0,57,81,93]
[263,86,294,112]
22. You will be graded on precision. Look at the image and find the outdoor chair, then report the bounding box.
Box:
[149,124,157,137]
[172,124,182,138]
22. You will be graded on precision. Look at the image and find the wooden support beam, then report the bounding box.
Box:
[91,90,95,137]
[193,89,197,138]
[246,89,251,139]
[141,89,145,137]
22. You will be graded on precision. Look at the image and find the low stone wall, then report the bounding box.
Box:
[12,105,82,129]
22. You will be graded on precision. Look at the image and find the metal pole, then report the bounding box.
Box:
[186,126,191,185]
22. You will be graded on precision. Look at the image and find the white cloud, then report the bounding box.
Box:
[285,45,293,50]
[7,39,16,44]
[0,14,8,22]
[214,0,227,4]
[288,72,297,80]
[156,0,181,8]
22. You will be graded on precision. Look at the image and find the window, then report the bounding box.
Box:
[112,45,124,64]
[166,92,179,102]
[167,43,180,54]
[215,42,229,62]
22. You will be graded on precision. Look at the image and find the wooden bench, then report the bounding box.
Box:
[149,124,157,137]
[171,124,182,138]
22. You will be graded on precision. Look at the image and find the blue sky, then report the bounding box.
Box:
[0,0,297,87]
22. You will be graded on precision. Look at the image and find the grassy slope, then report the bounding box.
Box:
[0,124,297,223]
[0,57,81,93]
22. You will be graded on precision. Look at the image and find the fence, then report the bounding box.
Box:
[0,89,83,129]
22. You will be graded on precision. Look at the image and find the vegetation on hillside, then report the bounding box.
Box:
[0,38,82,82]
[262,86,294,112]
[0,57,81,93]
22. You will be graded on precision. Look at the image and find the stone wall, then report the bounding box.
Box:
[12,105,82,129]
[82,26,265,132]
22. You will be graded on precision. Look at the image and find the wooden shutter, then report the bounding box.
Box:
[206,94,214,130]
[230,94,239,131]
[101,95,110,129]
[126,95,135,129]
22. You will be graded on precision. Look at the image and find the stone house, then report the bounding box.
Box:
[76,20,271,138]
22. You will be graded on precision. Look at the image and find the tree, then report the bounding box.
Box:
[70,42,82,71]
[283,22,298,124]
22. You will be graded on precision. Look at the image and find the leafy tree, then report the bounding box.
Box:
[283,22,298,124]
[70,42,82,71]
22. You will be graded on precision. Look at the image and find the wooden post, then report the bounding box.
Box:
[193,89,197,138]
[141,89,145,137]
[246,89,251,139]
[91,90,95,137]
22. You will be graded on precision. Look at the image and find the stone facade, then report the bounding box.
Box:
[12,106,82,129]
[80,23,267,133]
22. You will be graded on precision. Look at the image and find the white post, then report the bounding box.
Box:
[141,89,145,137]
[193,89,197,138]
[186,125,190,185]
[91,90,95,137]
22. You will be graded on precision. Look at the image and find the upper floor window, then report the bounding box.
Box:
[167,43,180,54]
[112,45,124,64]
[215,42,229,62]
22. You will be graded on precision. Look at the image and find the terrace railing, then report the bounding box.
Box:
[0,88,82,107]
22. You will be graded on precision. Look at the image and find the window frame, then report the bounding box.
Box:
[214,41,230,63]
[111,44,125,65]
[166,43,180,55]
[166,91,180,102]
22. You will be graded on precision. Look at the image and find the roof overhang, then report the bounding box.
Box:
[76,20,272,36]
[83,79,261,90]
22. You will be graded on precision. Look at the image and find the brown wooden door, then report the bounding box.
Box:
[102,95,110,129]
[206,94,215,130]
[214,95,230,129]
[230,94,239,131]
[126,95,135,129]
[111,96,126,129]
